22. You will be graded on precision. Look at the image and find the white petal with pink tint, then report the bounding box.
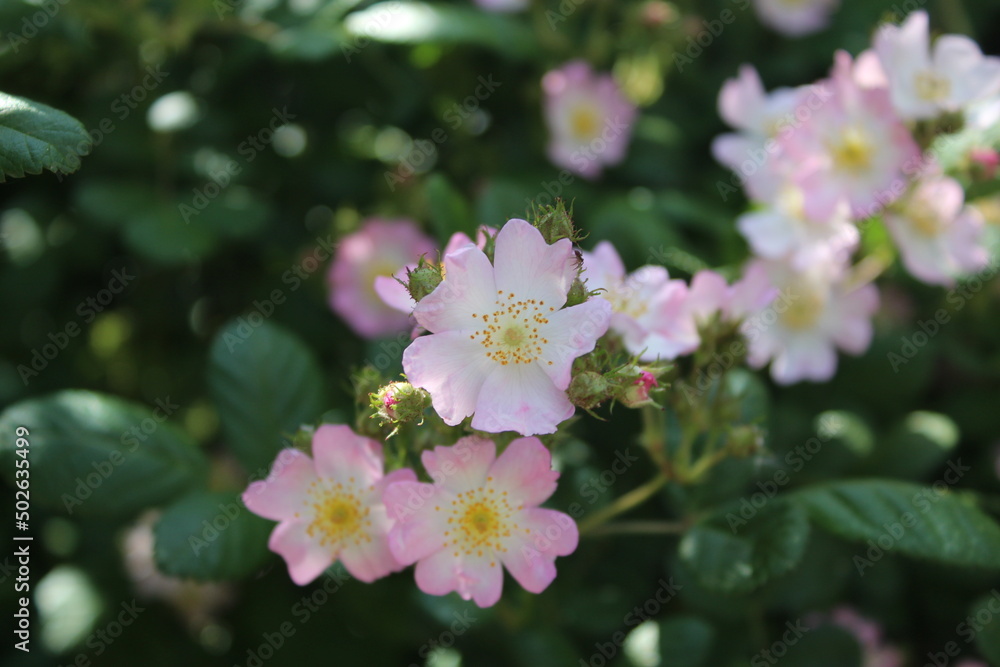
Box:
[487,438,560,507]
[242,448,318,521]
[268,521,337,586]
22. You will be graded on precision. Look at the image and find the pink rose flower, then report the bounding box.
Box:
[403,219,611,436]
[242,425,416,585]
[383,436,577,608]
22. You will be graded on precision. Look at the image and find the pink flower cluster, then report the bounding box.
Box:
[243,425,577,608]
[712,11,998,383]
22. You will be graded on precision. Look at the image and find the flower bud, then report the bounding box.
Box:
[970,147,999,180]
[529,200,583,245]
[406,258,443,302]
[370,381,431,426]
[618,370,659,408]
[568,371,610,410]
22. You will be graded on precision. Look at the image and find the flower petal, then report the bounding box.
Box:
[414,548,504,608]
[421,437,496,495]
[487,437,559,507]
[311,424,384,486]
[373,272,415,314]
[337,505,404,583]
[500,508,578,594]
[242,448,318,521]
[493,219,577,308]
[414,244,497,333]
[537,298,611,389]
[471,363,575,436]
[383,481,455,565]
[268,520,336,586]
[403,331,495,426]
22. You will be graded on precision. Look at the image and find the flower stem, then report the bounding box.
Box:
[584,520,688,537]
[578,472,669,534]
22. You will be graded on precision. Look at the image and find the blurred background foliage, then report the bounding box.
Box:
[1,0,1000,665]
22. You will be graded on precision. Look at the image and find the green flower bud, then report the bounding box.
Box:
[529,200,584,245]
[406,257,443,302]
[370,381,431,426]
[568,371,610,410]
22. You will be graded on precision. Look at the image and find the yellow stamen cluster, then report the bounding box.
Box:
[914,70,951,102]
[906,204,944,237]
[570,106,600,141]
[436,477,523,566]
[781,286,827,330]
[302,479,372,549]
[831,126,873,172]
[470,291,555,366]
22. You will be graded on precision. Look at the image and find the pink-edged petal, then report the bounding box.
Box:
[493,219,577,307]
[337,507,403,583]
[414,244,497,333]
[719,65,765,131]
[581,241,626,292]
[383,481,455,564]
[737,209,796,259]
[403,331,495,426]
[537,299,612,388]
[487,437,559,506]
[242,448,318,521]
[414,547,504,608]
[831,284,878,354]
[499,508,578,593]
[421,437,496,494]
[311,424,384,486]
[688,270,730,321]
[470,363,575,436]
[373,273,414,313]
[268,520,336,586]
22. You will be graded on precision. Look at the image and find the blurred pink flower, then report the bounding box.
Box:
[383,436,577,608]
[875,10,1000,120]
[781,51,920,221]
[403,219,610,435]
[712,64,804,202]
[542,61,637,179]
[751,0,840,37]
[242,425,416,585]
[736,186,859,270]
[581,241,699,360]
[828,607,904,667]
[741,259,879,384]
[374,227,496,318]
[884,175,989,285]
[328,218,436,339]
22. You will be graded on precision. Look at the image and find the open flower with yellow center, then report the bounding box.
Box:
[542,60,637,179]
[403,219,611,436]
[242,425,416,585]
[741,259,879,385]
[383,436,577,608]
[883,175,989,286]
[875,10,1000,120]
[780,50,919,222]
[580,241,699,361]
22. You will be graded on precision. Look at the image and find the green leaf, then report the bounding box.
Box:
[972,591,1000,664]
[0,390,207,518]
[678,499,810,594]
[0,92,92,181]
[208,320,326,474]
[153,491,272,580]
[342,2,539,59]
[658,615,715,667]
[793,479,1000,569]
